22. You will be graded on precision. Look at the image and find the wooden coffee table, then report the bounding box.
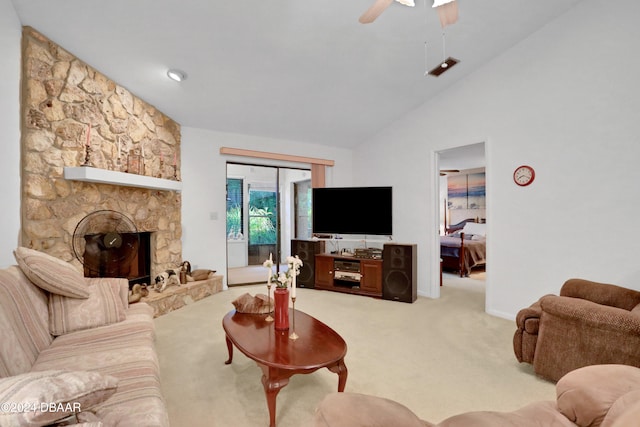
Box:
[222,309,348,427]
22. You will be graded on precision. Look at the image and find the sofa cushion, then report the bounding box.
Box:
[0,267,53,377]
[49,281,126,336]
[601,389,640,427]
[556,364,640,427]
[32,337,168,427]
[14,247,89,299]
[607,399,640,427]
[0,369,118,427]
[436,401,576,427]
[313,392,427,427]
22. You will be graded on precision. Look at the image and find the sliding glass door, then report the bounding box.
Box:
[226,163,311,286]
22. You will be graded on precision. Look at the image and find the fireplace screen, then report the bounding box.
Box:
[81,232,151,287]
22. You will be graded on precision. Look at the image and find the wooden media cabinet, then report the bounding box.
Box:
[314,253,383,298]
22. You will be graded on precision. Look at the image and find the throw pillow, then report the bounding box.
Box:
[49,281,126,336]
[14,247,89,299]
[0,370,117,427]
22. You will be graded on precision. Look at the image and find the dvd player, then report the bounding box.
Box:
[334,260,360,273]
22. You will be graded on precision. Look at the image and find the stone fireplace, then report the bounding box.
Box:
[20,27,182,277]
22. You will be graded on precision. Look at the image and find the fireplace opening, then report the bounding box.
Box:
[82,231,152,289]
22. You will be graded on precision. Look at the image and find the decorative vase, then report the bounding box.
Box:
[273,287,290,331]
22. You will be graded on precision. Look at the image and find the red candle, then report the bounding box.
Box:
[173,153,177,166]
[86,124,91,146]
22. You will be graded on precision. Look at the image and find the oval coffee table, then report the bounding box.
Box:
[222,309,348,427]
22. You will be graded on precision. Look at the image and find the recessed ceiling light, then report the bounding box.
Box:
[167,69,187,82]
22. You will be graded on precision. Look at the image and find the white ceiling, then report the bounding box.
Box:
[11,0,584,148]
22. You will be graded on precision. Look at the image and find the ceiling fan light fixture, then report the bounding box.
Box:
[167,69,187,82]
[432,0,455,8]
[396,0,415,6]
[427,57,459,77]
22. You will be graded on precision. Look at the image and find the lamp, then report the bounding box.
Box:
[167,69,187,82]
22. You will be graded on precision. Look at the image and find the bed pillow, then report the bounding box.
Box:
[49,281,126,336]
[14,247,89,299]
[0,370,117,427]
[462,222,486,237]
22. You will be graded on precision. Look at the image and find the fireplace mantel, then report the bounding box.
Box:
[64,167,182,192]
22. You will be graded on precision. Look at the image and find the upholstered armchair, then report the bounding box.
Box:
[513,278,640,381]
[313,364,640,427]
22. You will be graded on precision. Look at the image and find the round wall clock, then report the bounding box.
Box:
[513,165,535,186]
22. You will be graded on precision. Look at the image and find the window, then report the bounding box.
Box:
[294,180,312,239]
[226,178,243,238]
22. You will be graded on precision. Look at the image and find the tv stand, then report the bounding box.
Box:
[314,254,383,298]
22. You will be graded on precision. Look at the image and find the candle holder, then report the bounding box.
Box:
[265,283,274,322]
[289,296,299,340]
[81,144,93,167]
[173,164,178,180]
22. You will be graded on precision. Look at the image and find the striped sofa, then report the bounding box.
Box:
[0,247,169,427]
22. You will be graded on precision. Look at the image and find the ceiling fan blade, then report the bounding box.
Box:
[440,169,460,176]
[434,0,458,27]
[359,0,394,24]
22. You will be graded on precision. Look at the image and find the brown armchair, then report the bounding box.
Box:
[513,278,640,381]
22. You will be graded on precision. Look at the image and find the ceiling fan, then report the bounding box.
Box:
[440,169,460,176]
[359,0,459,26]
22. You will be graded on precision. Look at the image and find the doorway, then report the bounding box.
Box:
[436,142,487,292]
[226,163,311,285]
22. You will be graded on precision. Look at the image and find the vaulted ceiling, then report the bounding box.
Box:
[12,0,584,148]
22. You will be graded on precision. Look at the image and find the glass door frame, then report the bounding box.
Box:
[225,161,311,282]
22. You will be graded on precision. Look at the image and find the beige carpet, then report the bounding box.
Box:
[154,274,554,427]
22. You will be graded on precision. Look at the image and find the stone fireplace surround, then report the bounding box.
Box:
[20,26,182,278]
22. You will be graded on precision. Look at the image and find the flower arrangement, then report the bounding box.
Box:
[263,254,303,289]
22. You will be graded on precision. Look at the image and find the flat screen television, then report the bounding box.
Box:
[312,186,392,236]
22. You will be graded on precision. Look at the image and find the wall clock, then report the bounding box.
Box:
[513,165,535,186]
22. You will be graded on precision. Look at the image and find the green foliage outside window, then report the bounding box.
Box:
[249,190,277,245]
[249,206,276,244]
[226,178,243,236]
[226,205,242,237]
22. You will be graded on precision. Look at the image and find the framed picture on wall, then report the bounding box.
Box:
[127,152,141,175]
[467,172,486,209]
[447,175,467,210]
[447,172,486,209]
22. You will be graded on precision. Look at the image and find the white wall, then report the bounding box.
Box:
[353,0,640,319]
[0,0,22,267]
[180,127,353,287]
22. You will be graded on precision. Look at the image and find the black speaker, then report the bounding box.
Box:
[382,243,417,303]
[291,239,326,288]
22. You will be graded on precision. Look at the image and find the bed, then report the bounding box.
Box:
[440,219,486,277]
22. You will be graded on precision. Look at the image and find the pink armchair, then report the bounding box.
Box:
[313,364,640,427]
